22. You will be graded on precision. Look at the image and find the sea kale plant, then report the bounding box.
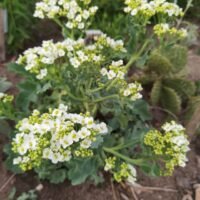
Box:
[2,0,190,185]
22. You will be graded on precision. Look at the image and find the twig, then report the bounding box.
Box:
[132,184,178,193]
[0,174,15,193]
[130,187,139,200]
[120,193,130,200]
[110,179,118,200]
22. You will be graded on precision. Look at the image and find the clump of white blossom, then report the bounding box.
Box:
[154,23,187,38]
[12,104,108,171]
[0,92,14,103]
[144,121,190,175]
[124,0,183,20]
[122,82,143,101]
[0,93,14,118]
[17,35,126,80]
[104,157,137,184]
[101,60,126,80]
[34,0,98,30]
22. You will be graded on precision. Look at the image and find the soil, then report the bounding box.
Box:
[1,37,200,200]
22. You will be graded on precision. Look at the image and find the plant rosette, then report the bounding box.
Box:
[2,0,191,185]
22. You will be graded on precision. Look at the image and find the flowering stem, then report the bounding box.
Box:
[111,139,141,151]
[103,147,144,166]
[93,94,119,103]
[125,39,151,69]
[106,79,118,91]
[177,0,193,28]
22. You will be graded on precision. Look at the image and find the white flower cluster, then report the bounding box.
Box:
[17,34,126,80]
[0,92,6,100]
[0,92,13,103]
[123,82,143,101]
[104,157,137,184]
[95,34,126,52]
[101,60,126,80]
[17,39,83,79]
[126,164,137,185]
[12,104,108,170]
[34,0,98,30]
[154,23,187,38]
[162,121,190,167]
[124,0,183,19]
[162,120,185,133]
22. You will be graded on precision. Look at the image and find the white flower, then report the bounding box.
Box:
[66,22,74,29]
[0,92,5,99]
[124,89,131,97]
[60,135,74,148]
[70,130,80,142]
[162,121,185,132]
[98,122,108,134]
[13,157,22,165]
[78,22,85,29]
[82,10,90,19]
[112,60,123,67]
[101,68,108,76]
[80,138,92,149]
[171,135,189,147]
[127,165,137,185]
[107,70,116,80]
[36,69,48,80]
[104,162,113,171]
[70,57,81,68]
[78,127,91,139]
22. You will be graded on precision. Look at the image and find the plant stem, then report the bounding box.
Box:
[103,147,144,166]
[93,94,119,103]
[111,139,141,151]
[125,39,151,70]
[177,0,193,28]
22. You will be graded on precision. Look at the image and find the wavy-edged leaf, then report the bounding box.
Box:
[147,51,173,74]
[164,45,187,72]
[150,80,162,105]
[67,158,99,185]
[161,87,182,114]
[164,78,196,100]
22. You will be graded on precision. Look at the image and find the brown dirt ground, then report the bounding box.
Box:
[0,50,200,200]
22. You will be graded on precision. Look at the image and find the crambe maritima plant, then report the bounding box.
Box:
[3,0,190,185]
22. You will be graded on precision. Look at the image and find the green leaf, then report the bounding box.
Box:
[4,144,23,174]
[0,120,12,135]
[7,63,31,77]
[68,158,99,185]
[164,45,187,72]
[91,136,104,149]
[118,113,128,129]
[150,80,162,105]
[163,78,196,100]
[147,51,173,74]
[141,162,161,176]
[161,87,182,114]
[133,100,152,121]
[0,78,12,92]
[16,81,38,112]
[49,169,68,184]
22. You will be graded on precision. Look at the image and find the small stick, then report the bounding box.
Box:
[120,193,130,200]
[0,174,15,193]
[130,187,139,200]
[110,179,118,200]
[133,185,178,193]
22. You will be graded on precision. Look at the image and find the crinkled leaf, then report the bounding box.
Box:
[0,77,12,92]
[68,158,99,185]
